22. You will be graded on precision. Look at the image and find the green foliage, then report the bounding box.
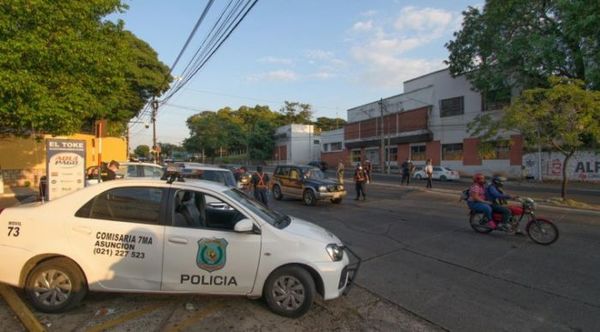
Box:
[158,142,183,158]
[469,76,600,197]
[279,101,313,125]
[446,0,600,93]
[134,144,150,158]
[0,1,171,136]
[314,117,346,133]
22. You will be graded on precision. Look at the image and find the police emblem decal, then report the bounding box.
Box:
[196,238,228,272]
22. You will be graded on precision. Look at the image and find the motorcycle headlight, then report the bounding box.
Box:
[318,185,327,192]
[326,244,344,261]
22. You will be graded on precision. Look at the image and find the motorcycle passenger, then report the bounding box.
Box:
[467,173,495,229]
[486,176,518,230]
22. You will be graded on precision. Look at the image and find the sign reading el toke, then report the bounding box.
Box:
[46,139,86,200]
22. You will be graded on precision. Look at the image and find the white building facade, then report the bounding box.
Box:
[272,124,320,165]
[333,68,523,177]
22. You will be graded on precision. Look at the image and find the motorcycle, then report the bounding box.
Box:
[468,197,559,245]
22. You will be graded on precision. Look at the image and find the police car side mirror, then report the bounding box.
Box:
[234,218,253,232]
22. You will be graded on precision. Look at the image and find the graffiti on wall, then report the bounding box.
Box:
[523,151,600,182]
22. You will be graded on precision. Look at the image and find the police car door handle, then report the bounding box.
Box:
[168,237,188,244]
[72,226,92,235]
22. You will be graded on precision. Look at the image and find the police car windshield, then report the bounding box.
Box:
[224,189,290,229]
[303,168,324,180]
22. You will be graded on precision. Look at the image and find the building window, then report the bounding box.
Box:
[481,140,511,160]
[330,142,342,151]
[322,143,330,152]
[314,139,320,145]
[482,87,511,112]
[440,96,464,117]
[410,145,426,161]
[385,147,398,162]
[442,143,463,161]
[351,149,361,163]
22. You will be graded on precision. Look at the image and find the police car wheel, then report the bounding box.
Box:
[303,190,316,206]
[415,174,422,180]
[272,185,283,200]
[25,258,87,313]
[264,266,315,318]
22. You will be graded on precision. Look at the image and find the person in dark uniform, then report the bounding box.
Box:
[353,164,367,201]
[251,166,270,207]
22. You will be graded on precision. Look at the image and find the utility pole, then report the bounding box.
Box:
[151,99,159,164]
[378,98,385,173]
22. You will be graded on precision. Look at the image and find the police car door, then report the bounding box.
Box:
[71,186,166,291]
[162,189,261,294]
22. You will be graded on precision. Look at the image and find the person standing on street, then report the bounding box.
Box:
[337,160,345,184]
[353,164,367,201]
[364,160,372,184]
[401,159,413,185]
[252,166,270,207]
[425,159,433,189]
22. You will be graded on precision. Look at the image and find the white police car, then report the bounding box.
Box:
[0,173,359,317]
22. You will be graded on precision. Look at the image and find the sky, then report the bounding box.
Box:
[116,0,480,149]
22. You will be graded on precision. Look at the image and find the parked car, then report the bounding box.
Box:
[0,174,360,317]
[307,161,328,172]
[177,163,238,188]
[413,166,460,181]
[271,165,346,205]
[86,162,164,186]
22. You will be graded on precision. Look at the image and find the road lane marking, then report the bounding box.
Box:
[0,283,46,332]
[86,302,163,332]
[164,302,224,332]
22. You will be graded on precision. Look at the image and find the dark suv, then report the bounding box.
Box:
[271,165,346,205]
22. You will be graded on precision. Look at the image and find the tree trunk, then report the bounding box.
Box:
[561,151,575,199]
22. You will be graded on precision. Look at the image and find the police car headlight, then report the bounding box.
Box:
[326,244,344,261]
[318,186,327,192]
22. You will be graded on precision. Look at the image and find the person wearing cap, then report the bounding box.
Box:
[401,158,413,185]
[467,173,495,229]
[486,176,518,230]
[353,163,367,201]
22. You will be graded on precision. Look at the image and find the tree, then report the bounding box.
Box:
[134,145,150,159]
[158,142,183,158]
[248,119,276,161]
[0,1,172,136]
[313,116,347,133]
[446,1,600,95]
[469,77,600,199]
[279,101,313,125]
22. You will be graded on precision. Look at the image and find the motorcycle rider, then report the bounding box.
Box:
[467,173,495,229]
[486,176,518,231]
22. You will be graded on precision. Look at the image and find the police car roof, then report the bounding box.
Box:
[90,177,231,193]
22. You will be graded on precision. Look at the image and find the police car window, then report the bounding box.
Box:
[76,187,164,225]
[433,167,442,171]
[276,167,289,176]
[172,190,245,231]
[143,165,163,178]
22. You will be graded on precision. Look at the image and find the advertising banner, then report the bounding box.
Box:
[46,139,86,200]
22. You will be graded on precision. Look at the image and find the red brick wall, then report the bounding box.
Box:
[272,145,287,161]
[426,140,441,165]
[345,122,360,140]
[398,107,428,132]
[397,144,410,163]
[463,138,482,165]
[320,150,350,168]
[360,119,377,138]
[383,113,397,135]
[510,134,523,166]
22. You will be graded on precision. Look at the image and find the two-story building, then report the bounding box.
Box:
[321,68,523,177]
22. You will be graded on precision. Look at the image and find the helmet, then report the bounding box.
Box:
[473,173,485,184]
[492,176,506,187]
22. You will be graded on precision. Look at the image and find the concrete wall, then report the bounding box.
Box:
[0,134,127,187]
[523,150,600,182]
[274,124,320,164]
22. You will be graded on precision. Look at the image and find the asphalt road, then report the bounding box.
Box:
[322,169,600,206]
[269,182,600,331]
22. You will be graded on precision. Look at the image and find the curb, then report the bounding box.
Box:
[0,284,46,332]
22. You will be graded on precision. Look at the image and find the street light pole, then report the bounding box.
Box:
[378,98,385,173]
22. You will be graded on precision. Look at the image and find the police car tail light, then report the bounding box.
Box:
[326,244,344,261]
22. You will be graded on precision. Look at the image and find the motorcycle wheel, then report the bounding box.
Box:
[469,213,493,234]
[526,218,559,245]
